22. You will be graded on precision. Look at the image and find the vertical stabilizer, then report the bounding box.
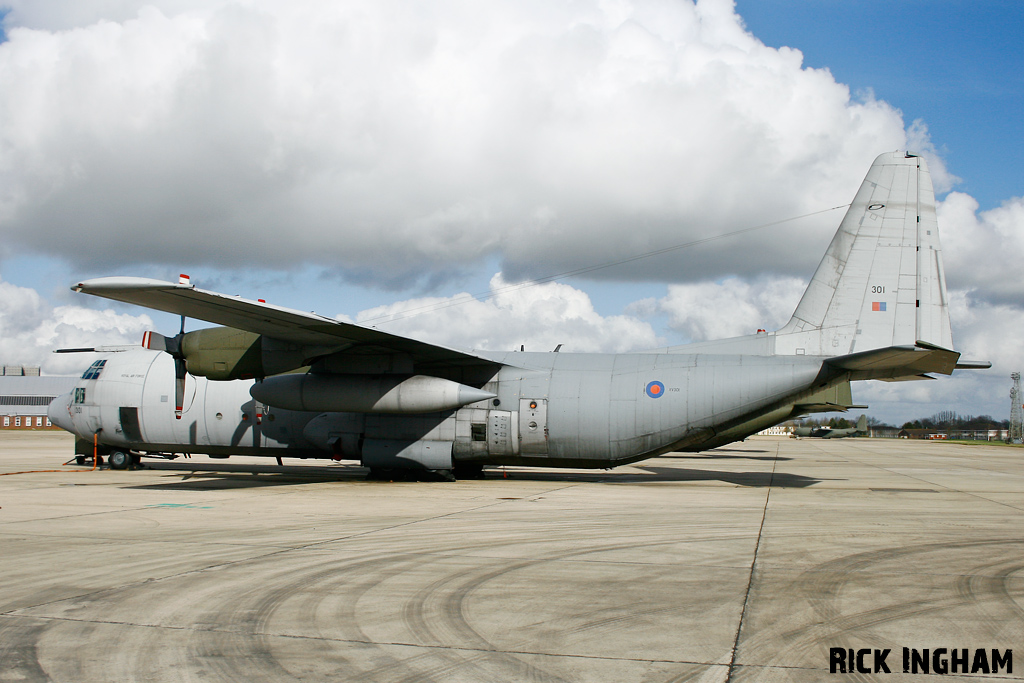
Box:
[775,151,953,356]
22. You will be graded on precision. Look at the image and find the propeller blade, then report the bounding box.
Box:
[142,331,168,352]
[144,316,189,418]
[174,356,187,420]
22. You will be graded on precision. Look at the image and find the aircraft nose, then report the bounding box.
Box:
[47,392,74,433]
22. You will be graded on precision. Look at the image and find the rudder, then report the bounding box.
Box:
[775,151,952,356]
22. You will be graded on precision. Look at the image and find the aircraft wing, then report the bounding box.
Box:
[73,277,502,370]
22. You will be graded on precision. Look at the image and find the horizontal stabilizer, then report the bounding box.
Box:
[955,359,992,370]
[876,374,937,382]
[823,343,960,382]
[794,401,869,412]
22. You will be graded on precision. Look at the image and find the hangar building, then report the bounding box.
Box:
[0,366,77,430]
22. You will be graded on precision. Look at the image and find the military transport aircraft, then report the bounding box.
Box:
[793,415,868,439]
[48,152,989,478]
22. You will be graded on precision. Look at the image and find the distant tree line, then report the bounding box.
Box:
[795,412,1008,431]
[896,411,1008,431]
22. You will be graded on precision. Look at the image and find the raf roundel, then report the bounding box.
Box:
[645,381,665,399]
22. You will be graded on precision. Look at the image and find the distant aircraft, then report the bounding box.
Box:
[793,414,868,439]
[49,152,989,478]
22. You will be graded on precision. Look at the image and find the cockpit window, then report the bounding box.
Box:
[81,360,107,380]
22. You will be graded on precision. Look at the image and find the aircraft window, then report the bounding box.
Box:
[471,423,487,442]
[74,388,87,404]
[81,359,107,380]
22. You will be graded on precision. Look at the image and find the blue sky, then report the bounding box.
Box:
[0,0,1021,425]
[738,0,1024,209]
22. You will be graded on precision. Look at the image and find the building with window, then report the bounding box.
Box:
[0,367,78,430]
[757,424,794,436]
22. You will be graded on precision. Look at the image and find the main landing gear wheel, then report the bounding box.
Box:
[75,455,86,466]
[453,463,485,480]
[108,450,131,470]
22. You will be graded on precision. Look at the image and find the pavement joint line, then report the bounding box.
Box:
[724,441,778,683]
[827,440,1024,515]
[0,530,312,551]
[0,537,759,573]
[0,612,818,672]
[2,612,1022,681]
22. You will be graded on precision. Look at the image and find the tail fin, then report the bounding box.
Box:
[856,414,867,432]
[776,151,952,356]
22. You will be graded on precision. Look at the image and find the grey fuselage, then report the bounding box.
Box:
[50,346,828,468]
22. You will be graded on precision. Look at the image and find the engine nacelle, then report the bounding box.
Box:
[181,327,264,380]
[250,373,496,414]
[175,328,314,380]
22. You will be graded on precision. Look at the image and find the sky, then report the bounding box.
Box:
[0,0,1021,426]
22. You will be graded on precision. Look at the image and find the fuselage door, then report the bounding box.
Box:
[519,399,548,455]
[119,407,144,443]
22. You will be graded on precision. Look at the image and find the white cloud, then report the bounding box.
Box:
[657,275,806,342]
[354,273,660,354]
[0,277,152,374]
[0,0,917,287]
[939,192,1024,306]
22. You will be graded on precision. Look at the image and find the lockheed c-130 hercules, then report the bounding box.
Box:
[48,152,989,478]
[792,414,868,439]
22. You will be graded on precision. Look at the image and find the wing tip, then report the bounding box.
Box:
[73,276,181,293]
